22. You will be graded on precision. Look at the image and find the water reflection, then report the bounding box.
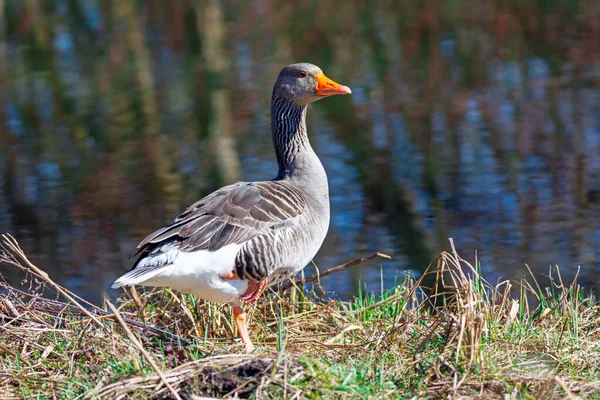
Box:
[1,0,599,303]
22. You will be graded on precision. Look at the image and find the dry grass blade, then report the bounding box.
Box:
[0,234,105,329]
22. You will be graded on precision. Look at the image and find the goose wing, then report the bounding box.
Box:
[130,181,306,263]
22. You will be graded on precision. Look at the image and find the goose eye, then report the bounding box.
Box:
[297,71,307,78]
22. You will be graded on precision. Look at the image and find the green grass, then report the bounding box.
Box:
[1,235,599,399]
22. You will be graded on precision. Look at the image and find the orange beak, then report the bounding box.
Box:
[315,73,352,96]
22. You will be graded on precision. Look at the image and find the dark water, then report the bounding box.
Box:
[1,0,599,304]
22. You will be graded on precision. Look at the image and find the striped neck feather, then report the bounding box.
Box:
[271,94,314,180]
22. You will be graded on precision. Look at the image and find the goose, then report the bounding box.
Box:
[112,63,351,353]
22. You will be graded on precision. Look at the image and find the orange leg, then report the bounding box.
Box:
[232,304,255,354]
[220,271,268,304]
[240,279,268,304]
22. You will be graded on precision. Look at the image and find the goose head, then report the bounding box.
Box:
[273,63,351,106]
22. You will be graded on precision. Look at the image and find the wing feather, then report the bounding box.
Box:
[129,181,307,270]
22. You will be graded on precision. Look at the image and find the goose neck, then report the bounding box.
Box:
[271,95,322,182]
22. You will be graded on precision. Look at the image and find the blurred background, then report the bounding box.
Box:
[1,0,599,304]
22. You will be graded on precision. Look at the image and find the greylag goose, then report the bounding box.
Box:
[112,63,351,353]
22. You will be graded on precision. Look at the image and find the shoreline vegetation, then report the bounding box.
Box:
[1,233,599,399]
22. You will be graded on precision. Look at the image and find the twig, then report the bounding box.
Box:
[72,311,200,346]
[119,314,199,345]
[0,234,105,329]
[279,252,391,292]
[1,236,103,313]
[1,282,198,346]
[105,300,183,400]
[1,234,199,346]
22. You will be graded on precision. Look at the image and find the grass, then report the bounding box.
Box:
[1,234,599,399]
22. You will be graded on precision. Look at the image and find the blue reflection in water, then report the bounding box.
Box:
[1,0,599,304]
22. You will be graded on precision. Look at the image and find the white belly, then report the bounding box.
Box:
[142,245,248,304]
